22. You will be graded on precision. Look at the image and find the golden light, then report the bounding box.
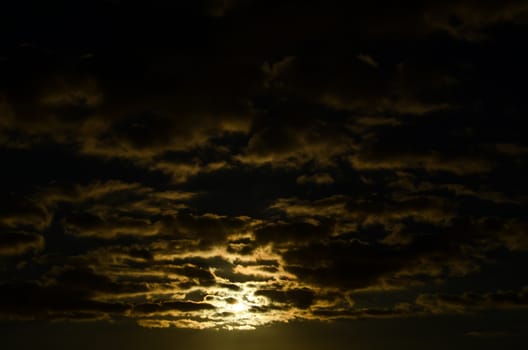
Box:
[229,300,248,313]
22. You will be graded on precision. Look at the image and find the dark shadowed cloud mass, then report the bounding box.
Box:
[1,0,528,348]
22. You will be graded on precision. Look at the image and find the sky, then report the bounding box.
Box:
[1,0,528,349]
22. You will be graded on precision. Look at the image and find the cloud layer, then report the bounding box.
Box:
[1,0,527,331]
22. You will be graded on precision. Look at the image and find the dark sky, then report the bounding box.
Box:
[1,0,528,348]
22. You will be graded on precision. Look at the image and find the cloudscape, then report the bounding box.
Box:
[1,1,527,349]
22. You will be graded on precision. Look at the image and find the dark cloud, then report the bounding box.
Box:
[0,282,128,321]
[253,221,334,245]
[63,212,159,239]
[160,212,251,246]
[424,0,528,40]
[279,214,528,292]
[271,194,454,226]
[416,288,528,314]
[0,194,49,230]
[43,266,150,296]
[131,300,216,316]
[282,241,407,291]
[296,173,335,185]
[348,133,495,175]
[312,304,417,320]
[171,264,216,287]
[255,288,315,309]
[0,232,44,257]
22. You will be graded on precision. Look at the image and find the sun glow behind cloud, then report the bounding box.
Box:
[144,248,303,330]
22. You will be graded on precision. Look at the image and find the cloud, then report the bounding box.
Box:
[152,159,229,184]
[160,212,252,246]
[416,288,528,314]
[131,300,216,316]
[36,180,146,205]
[0,194,50,231]
[275,214,525,292]
[269,195,349,218]
[18,180,198,239]
[296,173,334,185]
[349,151,493,175]
[0,232,44,257]
[263,52,453,117]
[236,117,354,167]
[39,180,195,216]
[255,288,315,309]
[311,303,417,320]
[356,54,379,68]
[206,0,242,17]
[424,0,528,40]
[253,221,334,245]
[63,212,160,239]
[83,111,250,159]
[282,241,413,291]
[0,282,129,321]
[137,318,217,329]
[270,194,454,227]
[42,266,150,297]
[170,264,216,287]
[0,45,256,181]
[387,173,521,204]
